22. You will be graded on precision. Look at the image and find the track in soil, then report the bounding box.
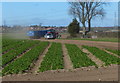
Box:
[2,64,118,81]
[29,43,52,74]
[82,48,105,67]
[38,39,118,50]
[103,49,120,58]
[62,43,73,70]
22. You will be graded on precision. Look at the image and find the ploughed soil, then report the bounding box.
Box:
[2,39,119,81]
[38,39,119,50]
[2,65,119,81]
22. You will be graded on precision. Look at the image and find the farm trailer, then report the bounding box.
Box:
[27,29,60,39]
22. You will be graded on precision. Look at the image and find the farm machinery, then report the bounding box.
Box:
[27,29,60,39]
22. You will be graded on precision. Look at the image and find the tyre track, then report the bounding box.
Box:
[62,43,73,70]
[79,45,105,67]
[102,49,120,58]
[29,42,51,74]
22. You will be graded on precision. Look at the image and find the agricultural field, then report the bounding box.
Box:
[82,45,120,66]
[105,49,120,56]
[3,41,49,75]
[1,1,120,81]
[39,42,64,72]
[76,38,119,42]
[1,38,119,81]
[65,44,96,68]
[61,37,119,42]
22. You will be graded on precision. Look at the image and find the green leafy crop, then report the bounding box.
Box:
[2,41,49,76]
[82,45,120,66]
[65,44,96,68]
[39,42,64,72]
[106,49,120,56]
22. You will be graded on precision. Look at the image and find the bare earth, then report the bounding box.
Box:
[39,39,119,50]
[2,39,119,81]
[2,65,118,81]
[62,43,73,70]
[29,43,52,74]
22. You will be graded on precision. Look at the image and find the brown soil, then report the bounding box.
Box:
[29,43,52,74]
[38,39,118,50]
[2,65,118,81]
[62,43,73,70]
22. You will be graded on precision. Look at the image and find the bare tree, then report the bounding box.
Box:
[69,0,106,37]
[85,1,105,33]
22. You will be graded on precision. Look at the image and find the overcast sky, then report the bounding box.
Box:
[1,2,118,27]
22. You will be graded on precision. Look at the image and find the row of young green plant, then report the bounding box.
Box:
[82,45,120,66]
[65,44,96,68]
[2,39,26,53]
[2,42,49,76]
[105,49,120,56]
[39,43,98,72]
[2,41,119,75]
[2,40,39,67]
[2,39,18,47]
[39,42,64,72]
[39,43,119,72]
[2,39,10,47]
[2,40,24,53]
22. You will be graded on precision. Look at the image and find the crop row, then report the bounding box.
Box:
[2,39,18,47]
[2,39,11,47]
[2,40,24,53]
[39,42,64,72]
[82,45,120,65]
[65,44,96,68]
[2,42,49,75]
[2,40,39,66]
[105,49,120,56]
